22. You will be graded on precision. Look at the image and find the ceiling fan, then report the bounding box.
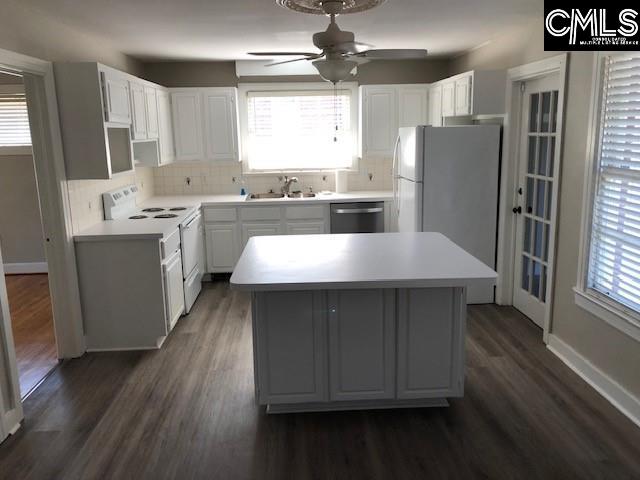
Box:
[249,0,428,84]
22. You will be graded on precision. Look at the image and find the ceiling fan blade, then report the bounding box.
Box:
[265,55,323,67]
[249,52,321,57]
[333,40,374,54]
[353,49,429,59]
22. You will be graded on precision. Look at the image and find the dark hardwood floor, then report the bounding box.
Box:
[5,274,58,398]
[0,279,639,479]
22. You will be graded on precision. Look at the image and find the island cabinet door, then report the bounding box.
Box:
[253,291,327,405]
[328,290,395,401]
[396,287,466,399]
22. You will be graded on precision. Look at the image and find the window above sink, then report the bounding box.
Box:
[238,82,359,174]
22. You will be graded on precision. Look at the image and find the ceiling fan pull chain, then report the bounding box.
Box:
[334,83,338,143]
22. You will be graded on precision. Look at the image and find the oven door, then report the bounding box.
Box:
[180,212,202,278]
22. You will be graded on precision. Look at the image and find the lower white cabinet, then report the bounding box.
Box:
[254,291,327,405]
[205,223,238,273]
[328,290,395,401]
[396,288,464,399]
[242,223,283,247]
[251,286,466,409]
[286,221,326,235]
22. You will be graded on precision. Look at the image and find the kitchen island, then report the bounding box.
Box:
[230,232,497,413]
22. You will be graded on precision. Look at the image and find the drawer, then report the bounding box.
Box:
[285,205,325,220]
[204,207,237,222]
[161,228,181,260]
[241,207,281,221]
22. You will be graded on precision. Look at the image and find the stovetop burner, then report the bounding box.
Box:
[169,207,187,211]
[154,213,179,219]
[129,215,148,220]
[142,207,165,212]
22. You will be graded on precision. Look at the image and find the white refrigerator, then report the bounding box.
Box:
[393,125,501,304]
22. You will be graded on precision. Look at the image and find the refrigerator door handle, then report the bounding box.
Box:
[392,135,401,216]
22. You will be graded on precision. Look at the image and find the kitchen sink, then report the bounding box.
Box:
[248,193,285,199]
[287,192,316,198]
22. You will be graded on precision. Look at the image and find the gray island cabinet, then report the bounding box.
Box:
[230,232,497,413]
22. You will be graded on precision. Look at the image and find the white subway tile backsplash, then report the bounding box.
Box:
[152,157,392,196]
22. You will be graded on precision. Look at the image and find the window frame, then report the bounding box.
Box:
[237,82,359,174]
[575,52,640,342]
[0,84,32,155]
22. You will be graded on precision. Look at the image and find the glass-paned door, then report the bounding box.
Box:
[513,74,561,327]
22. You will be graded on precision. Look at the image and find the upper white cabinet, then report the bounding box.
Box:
[129,81,147,140]
[54,62,173,178]
[203,88,240,162]
[101,70,131,124]
[454,75,472,116]
[428,85,443,127]
[171,87,240,163]
[361,86,398,157]
[431,70,506,124]
[441,82,456,118]
[157,89,176,166]
[54,63,135,179]
[172,91,205,161]
[360,84,428,158]
[398,86,428,128]
[144,87,159,139]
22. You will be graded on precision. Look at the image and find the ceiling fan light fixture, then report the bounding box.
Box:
[276,0,386,15]
[312,58,358,84]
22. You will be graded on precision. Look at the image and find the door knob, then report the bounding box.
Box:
[512,206,522,214]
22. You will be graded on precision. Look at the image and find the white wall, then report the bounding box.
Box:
[450,20,640,399]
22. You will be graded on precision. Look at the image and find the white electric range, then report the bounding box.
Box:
[102,185,204,315]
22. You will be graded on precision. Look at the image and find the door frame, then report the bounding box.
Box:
[0,49,85,359]
[496,53,568,342]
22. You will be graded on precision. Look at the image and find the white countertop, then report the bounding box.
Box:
[140,190,392,208]
[230,232,498,291]
[74,191,392,242]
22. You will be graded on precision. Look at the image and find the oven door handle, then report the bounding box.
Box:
[182,213,200,230]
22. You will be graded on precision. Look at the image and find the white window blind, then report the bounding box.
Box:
[246,90,352,171]
[0,92,31,146]
[588,54,640,313]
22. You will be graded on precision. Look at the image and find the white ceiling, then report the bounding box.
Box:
[21,0,543,61]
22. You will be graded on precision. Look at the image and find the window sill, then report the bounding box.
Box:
[573,287,640,343]
[0,145,32,156]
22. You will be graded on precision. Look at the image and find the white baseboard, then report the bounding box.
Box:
[3,262,48,274]
[547,334,640,429]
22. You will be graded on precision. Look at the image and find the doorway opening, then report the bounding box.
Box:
[0,71,58,398]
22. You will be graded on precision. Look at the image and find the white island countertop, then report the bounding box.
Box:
[230,232,497,291]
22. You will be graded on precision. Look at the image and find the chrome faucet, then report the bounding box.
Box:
[280,176,299,195]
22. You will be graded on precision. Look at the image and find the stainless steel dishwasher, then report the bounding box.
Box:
[330,202,384,233]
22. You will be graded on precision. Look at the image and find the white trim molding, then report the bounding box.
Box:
[547,334,640,429]
[3,262,48,274]
[496,53,568,344]
[0,47,85,359]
